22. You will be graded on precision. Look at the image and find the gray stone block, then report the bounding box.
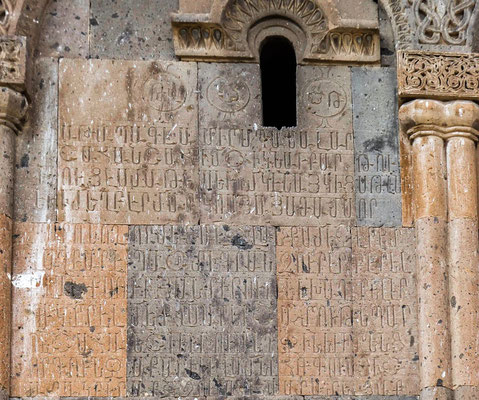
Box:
[36,0,89,58]
[127,225,278,397]
[352,67,402,227]
[14,57,58,222]
[90,0,178,60]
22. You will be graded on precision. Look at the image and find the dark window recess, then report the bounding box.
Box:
[260,36,297,129]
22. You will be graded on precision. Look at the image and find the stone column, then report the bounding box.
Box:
[443,102,479,400]
[0,86,27,400]
[399,100,452,400]
[400,99,479,400]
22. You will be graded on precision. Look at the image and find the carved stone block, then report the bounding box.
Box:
[352,67,402,227]
[0,36,26,88]
[58,59,199,224]
[10,223,128,397]
[15,57,58,222]
[90,0,178,60]
[398,50,479,100]
[278,226,419,396]
[127,225,278,397]
[199,64,355,226]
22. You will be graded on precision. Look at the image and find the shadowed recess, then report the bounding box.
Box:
[260,36,297,129]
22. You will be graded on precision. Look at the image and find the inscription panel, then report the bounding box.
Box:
[278,227,419,396]
[11,223,128,397]
[199,64,355,226]
[352,68,401,226]
[58,59,198,224]
[127,225,277,397]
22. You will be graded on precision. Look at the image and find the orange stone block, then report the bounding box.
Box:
[11,223,128,397]
[277,226,419,397]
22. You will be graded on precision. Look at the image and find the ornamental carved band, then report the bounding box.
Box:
[398,50,479,99]
[409,0,477,45]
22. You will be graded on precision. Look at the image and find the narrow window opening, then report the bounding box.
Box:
[260,36,297,129]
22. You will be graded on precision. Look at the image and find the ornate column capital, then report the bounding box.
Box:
[399,99,479,142]
[0,86,27,134]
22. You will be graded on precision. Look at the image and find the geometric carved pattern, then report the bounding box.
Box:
[408,0,477,45]
[398,50,479,99]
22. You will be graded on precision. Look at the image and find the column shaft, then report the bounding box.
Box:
[412,135,452,392]
[446,137,479,394]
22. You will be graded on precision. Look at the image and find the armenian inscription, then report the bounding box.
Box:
[352,68,402,226]
[11,223,128,397]
[199,64,354,226]
[58,59,198,224]
[278,227,419,396]
[127,225,277,397]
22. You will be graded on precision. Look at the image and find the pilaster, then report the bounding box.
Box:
[399,51,479,400]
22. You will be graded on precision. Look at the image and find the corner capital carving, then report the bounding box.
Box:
[0,35,26,88]
[398,50,479,100]
[399,99,479,141]
[0,86,27,133]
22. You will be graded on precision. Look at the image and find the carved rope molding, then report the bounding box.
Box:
[408,0,477,46]
[398,50,479,99]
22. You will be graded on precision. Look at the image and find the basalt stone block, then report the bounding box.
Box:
[10,223,128,397]
[278,226,419,396]
[127,225,278,397]
[58,59,198,224]
[199,63,355,226]
[15,58,58,222]
[36,0,89,58]
[90,0,178,60]
[352,67,401,227]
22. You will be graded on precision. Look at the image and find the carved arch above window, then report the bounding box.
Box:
[172,0,381,64]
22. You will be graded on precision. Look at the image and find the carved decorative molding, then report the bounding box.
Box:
[0,36,25,87]
[408,0,477,46]
[172,0,380,63]
[0,0,15,35]
[398,50,479,99]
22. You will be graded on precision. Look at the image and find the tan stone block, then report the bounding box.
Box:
[58,59,199,224]
[412,136,447,220]
[448,219,479,388]
[454,386,479,400]
[0,214,12,392]
[415,217,451,390]
[11,223,128,397]
[199,64,354,226]
[277,226,419,396]
[420,386,453,400]
[0,125,14,217]
[447,137,478,220]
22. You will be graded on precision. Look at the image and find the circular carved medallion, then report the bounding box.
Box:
[207,76,250,113]
[142,73,187,112]
[304,79,347,118]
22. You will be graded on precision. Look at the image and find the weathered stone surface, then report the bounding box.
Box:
[90,0,178,60]
[14,57,58,222]
[36,0,89,58]
[0,214,12,392]
[0,125,15,217]
[307,397,418,400]
[11,223,128,397]
[58,59,198,224]
[278,226,419,396]
[200,64,354,226]
[352,67,401,227]
[0,36,26,88]
[127,225,277,397]
[420,386,453,400]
